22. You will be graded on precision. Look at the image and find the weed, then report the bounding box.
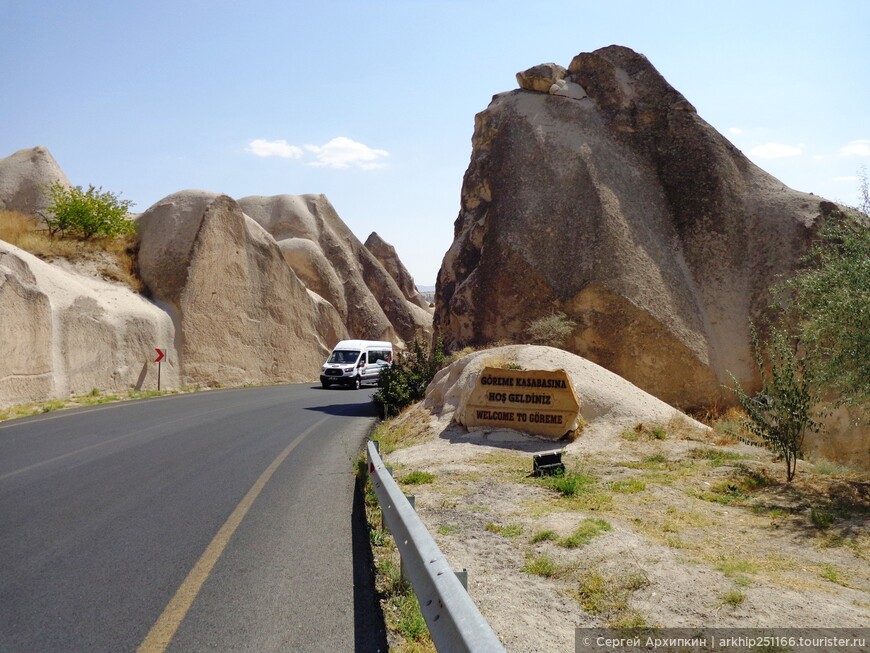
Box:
[401,470,435,485]
[721,589,746,607]
[486,522,523,538]
[820,563,847,586]
[575,569,649,619]
[558,518,611,548]
[437,524,459,536]
[622,422,668,441]
[689,447,745,467]
[813,460,854,476]
[522,554,557,577]
[810,507,835,529]
[540,470,596,497]
[530,529,558,543]
[607,478,646,494]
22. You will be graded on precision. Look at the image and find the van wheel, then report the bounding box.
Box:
[321,381,331,389]
[353,376,361,390]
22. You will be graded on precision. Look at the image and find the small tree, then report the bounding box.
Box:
[526,311,577,348]
[730,325,820,482]
[43,182,135,239]
[373,340,445,418]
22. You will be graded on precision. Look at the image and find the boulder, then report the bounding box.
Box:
[435,45,827,410]
[137,191,330,386]
[239,194,433,347]
[364,231,431,310]
[0,241,177,408]
[516,63,567,93]
[0,146,71,215]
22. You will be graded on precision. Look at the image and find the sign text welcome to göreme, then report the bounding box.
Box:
[462,367,581,439]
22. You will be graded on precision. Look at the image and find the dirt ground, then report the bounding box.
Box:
[380,402,869,653]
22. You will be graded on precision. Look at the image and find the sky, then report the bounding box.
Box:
[1,1,868,286]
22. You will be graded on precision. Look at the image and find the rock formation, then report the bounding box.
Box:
[239,194,433,346]
[0,241,176,408]
[136,191,333,387]
[0,146,70,215]
[364,232,431,310]
[436,45,829,410]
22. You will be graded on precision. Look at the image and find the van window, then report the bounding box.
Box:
[370,350,391,364]
[328,350,360,364]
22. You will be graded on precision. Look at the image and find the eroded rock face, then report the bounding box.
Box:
[240,194,433,346]
[0,242,177,408]
[0,146,71,215]
[137,191,331,386]
[436,45,827,409]
[365,232,431,310]
[516,63,567,93]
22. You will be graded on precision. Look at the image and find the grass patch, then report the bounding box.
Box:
[690,465,772,505]
[401,470,435,485]
[0,388,183,422]
[810,507,835,529]
[689,447,745,467]
[370,413,433,455]
[540,469,596,497]
[721,589,746,607]
[522,554,557,577]
[820,563,848,586]
[575,569,650,624]
[530,529,559,543]
[607,478,646,494]
[437,524,459,536]
[621,422,668,442]
[485,522,523,538]
[558,518,612,549]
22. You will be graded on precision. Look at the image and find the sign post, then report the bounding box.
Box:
[462,367,581,439]
[154,348,166,391]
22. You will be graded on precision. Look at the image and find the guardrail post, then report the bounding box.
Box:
[455,568,468,591]
[400,495,416,583]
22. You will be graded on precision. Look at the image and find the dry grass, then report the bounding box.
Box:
[0,209,143,292]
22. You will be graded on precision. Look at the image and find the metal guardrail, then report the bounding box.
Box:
[366,441,506,653]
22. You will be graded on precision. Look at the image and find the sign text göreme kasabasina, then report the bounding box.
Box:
[463,367,581,439]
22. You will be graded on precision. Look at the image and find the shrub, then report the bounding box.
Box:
[526,311,577,348]
[42,181,135,239]
[373,339,445,418]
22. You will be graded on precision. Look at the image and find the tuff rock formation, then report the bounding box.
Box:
[239,194,433,346]
[0,146,70,215]
[0,241,177,408]
[136,191,334,386]
[364,232,431,310]
[435,45,829,410]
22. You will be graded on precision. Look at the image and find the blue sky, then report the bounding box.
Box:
[2,1,868,286]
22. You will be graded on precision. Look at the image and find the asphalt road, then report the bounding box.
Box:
[0,384,387,652]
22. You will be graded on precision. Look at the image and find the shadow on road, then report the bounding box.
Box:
[351,475,389,652]
[304,392,379,418]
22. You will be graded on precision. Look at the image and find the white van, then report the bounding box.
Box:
[320,340,393,389]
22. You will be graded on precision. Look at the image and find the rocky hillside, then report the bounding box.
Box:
[435,45,833,410]
[0,147,430,408]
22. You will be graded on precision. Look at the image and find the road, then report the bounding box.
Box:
[0,384,387,652]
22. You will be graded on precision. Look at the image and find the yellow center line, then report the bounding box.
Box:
[136,415,329,653]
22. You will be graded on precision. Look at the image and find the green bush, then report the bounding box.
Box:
[730,326,820,482]
[373,339,445,418]
[43,181,135,239]
[776,187,870,407]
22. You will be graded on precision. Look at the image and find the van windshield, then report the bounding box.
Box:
[327,350,360,364]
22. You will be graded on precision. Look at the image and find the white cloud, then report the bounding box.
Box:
[839,139,870,157]
[749,142,803,159]
[246,139,304,159]
[304,137,389,169]
[729,127,743,135]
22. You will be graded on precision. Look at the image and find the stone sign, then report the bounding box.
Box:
[462,367,581,439]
